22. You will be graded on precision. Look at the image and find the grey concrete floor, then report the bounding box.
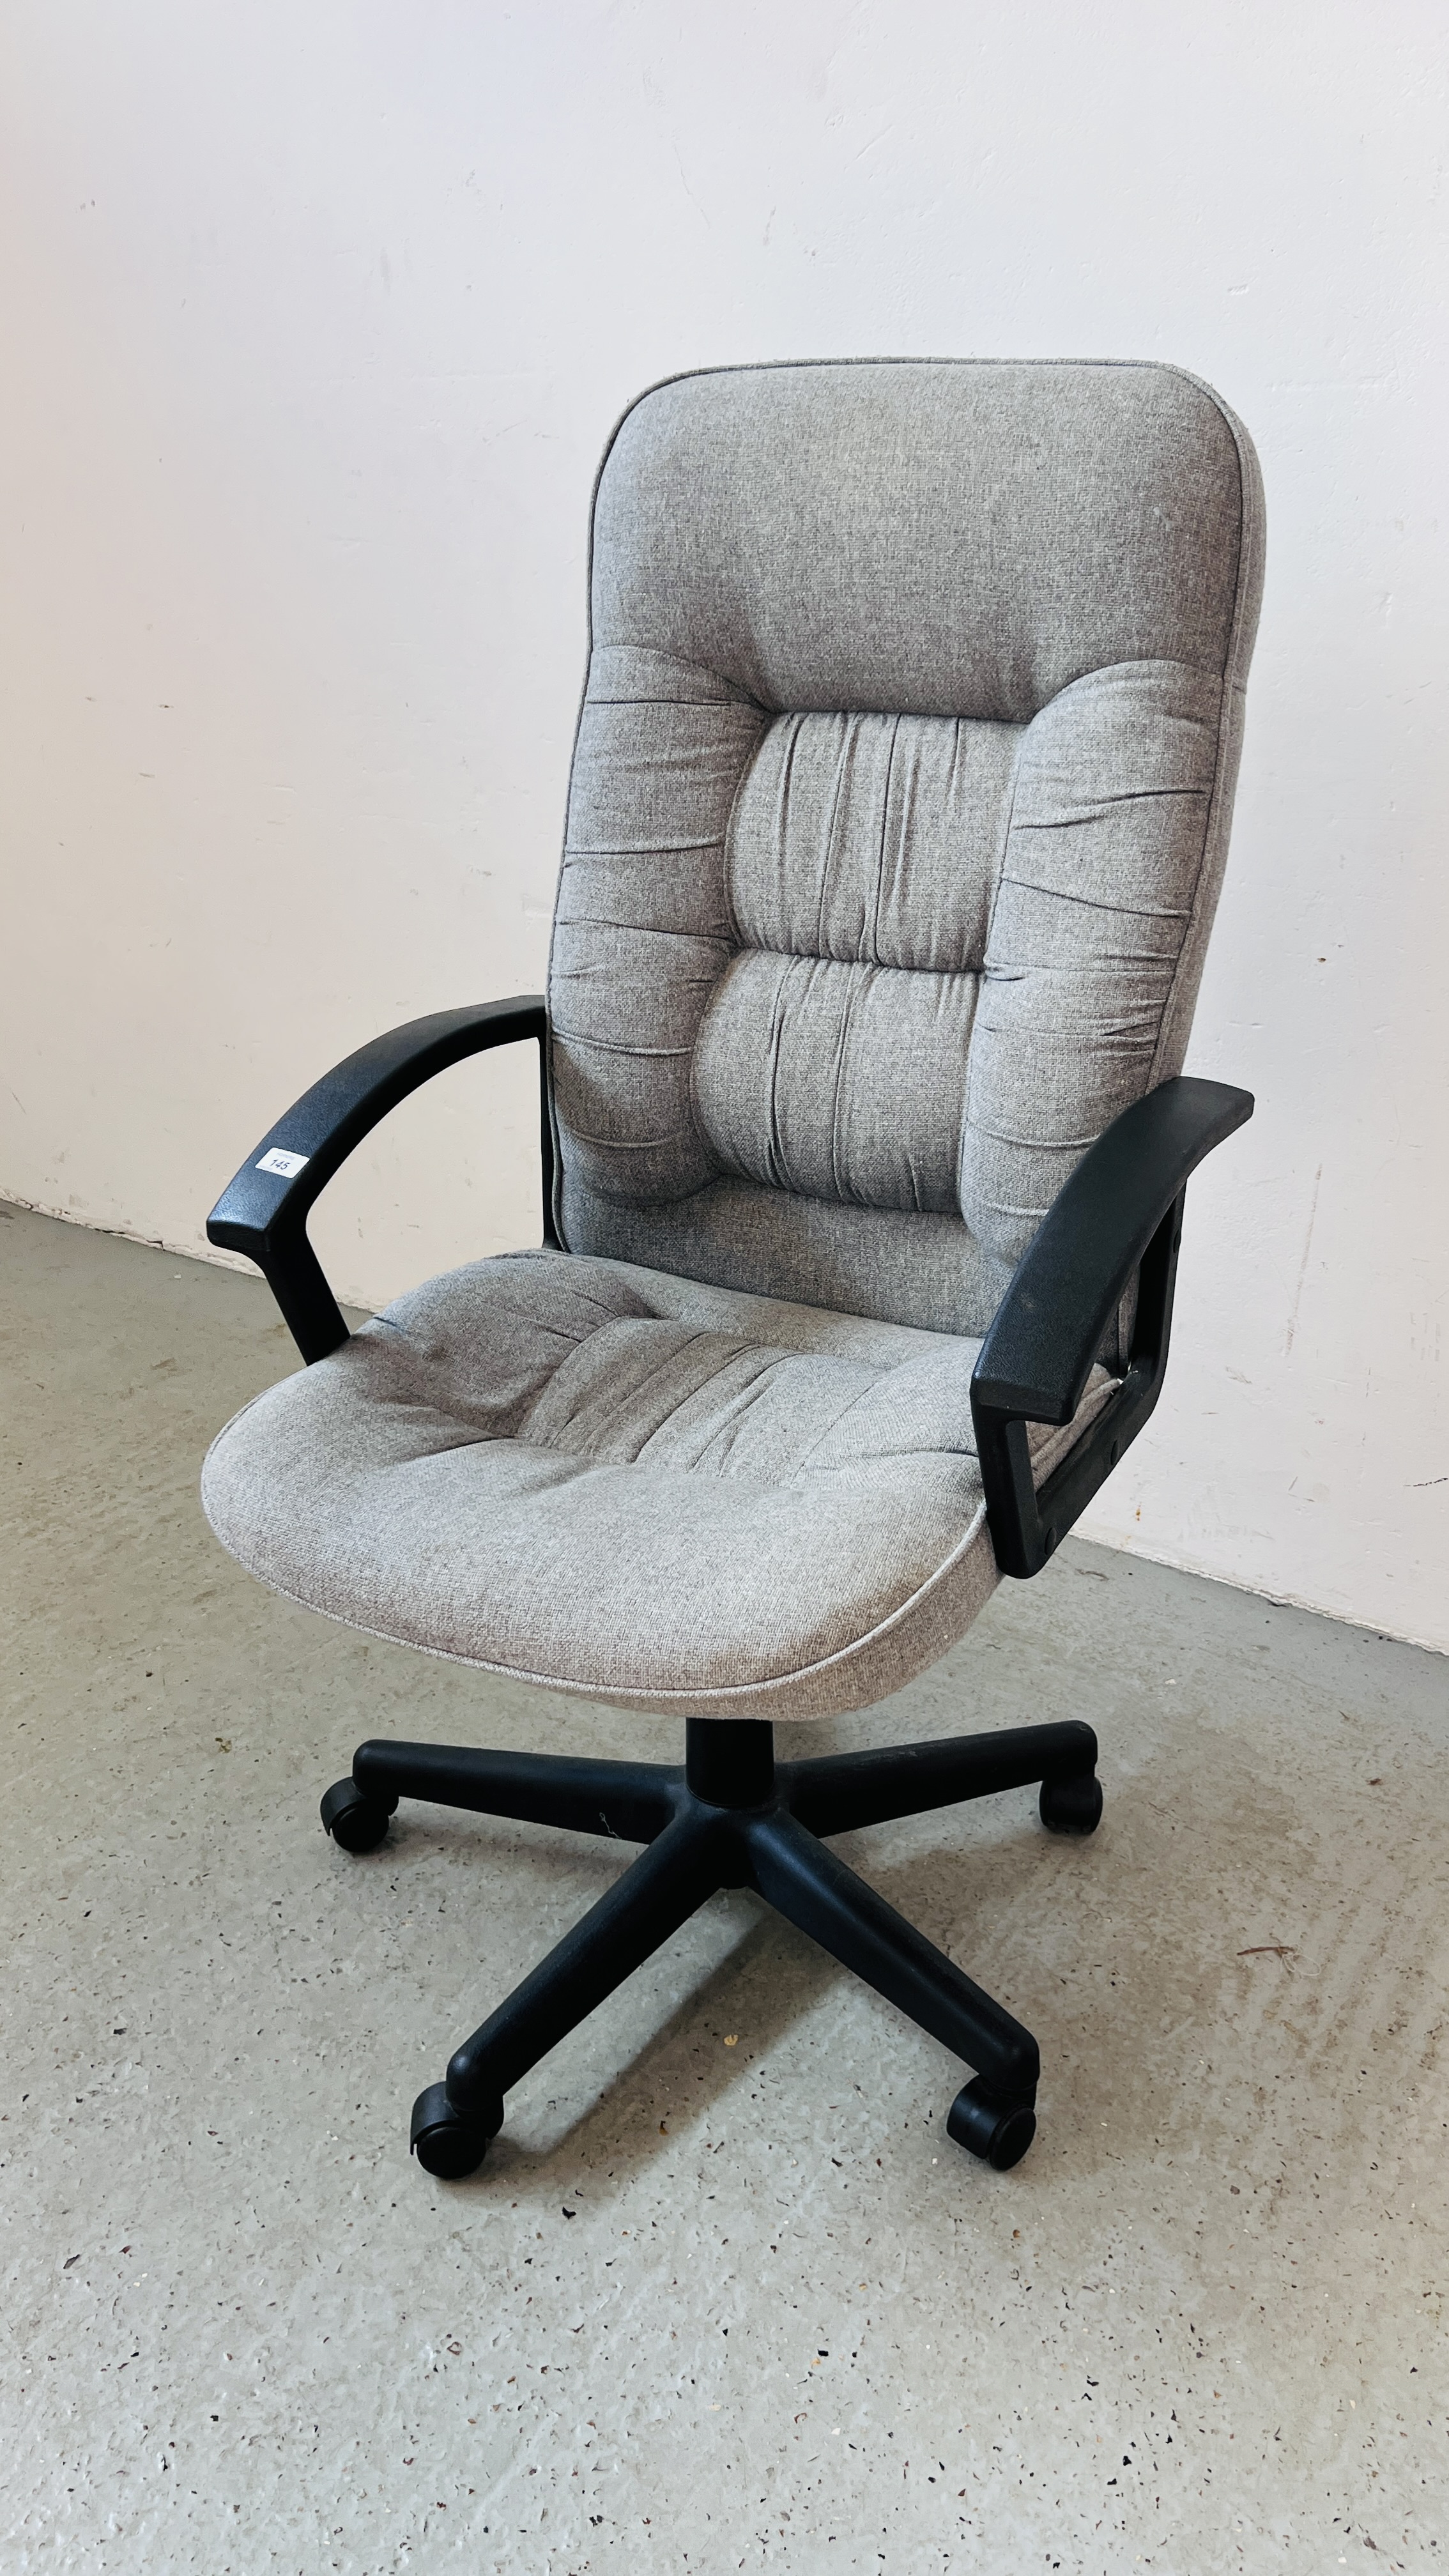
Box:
[3,1202,1446,2575]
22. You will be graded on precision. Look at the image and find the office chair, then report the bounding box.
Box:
[203,360,1262,2180]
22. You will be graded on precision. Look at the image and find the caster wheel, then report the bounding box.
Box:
[409,2082,501,2181]
[1039,1771,1103,1836]
[320,1777,394,1854]
[947,2076,1038,2172]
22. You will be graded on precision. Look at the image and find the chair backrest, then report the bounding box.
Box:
[548,358,1263,1336]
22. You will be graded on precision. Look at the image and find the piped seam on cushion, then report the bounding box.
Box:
[203,1491,993,1708]
[201,1381,1110,1711]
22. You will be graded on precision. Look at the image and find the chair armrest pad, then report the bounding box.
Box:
[971,1077,1253,1429]
[970,1076,1254,1579]
[207,997,549,1361]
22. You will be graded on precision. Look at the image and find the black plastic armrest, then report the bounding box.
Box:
[970,1075,1254,1579]
[206,998,554,1364]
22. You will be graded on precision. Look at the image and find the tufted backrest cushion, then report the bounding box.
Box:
[548,360,1263,1337]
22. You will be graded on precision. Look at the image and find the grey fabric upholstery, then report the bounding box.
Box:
[202,1253,1112,1720]
[204,360,1262,1719]
[552,358,1262,1324]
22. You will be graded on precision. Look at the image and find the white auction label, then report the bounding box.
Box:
[256,1147,310,1178]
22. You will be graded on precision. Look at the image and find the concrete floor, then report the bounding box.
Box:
[3,1202,1446,2575]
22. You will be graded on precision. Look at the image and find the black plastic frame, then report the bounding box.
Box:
[325,1713,1106,2178]
[206,997,555,1363]
[970,1076,1254,1577]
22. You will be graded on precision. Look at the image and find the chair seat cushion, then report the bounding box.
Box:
[201,1251,1108,1720]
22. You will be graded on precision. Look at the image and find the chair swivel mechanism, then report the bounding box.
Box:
[203,360,1262,2181]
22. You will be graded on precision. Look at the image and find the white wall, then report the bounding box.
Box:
[3,2,1446,1650]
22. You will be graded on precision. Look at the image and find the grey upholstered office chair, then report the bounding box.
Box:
[204,360,1262,2181]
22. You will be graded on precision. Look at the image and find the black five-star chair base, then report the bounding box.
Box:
[320,1715,1103,2180]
